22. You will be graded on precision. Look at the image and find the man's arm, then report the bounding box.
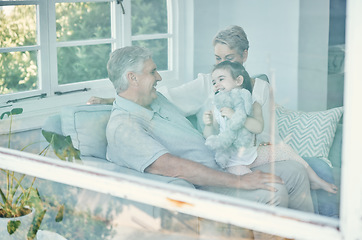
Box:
[145,153,283,191]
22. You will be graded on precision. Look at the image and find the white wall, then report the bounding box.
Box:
[298,0,330,111]
[193,0,331,111]
[193,0,220,78]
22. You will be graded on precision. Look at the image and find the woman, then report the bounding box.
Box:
[88,25,339,218]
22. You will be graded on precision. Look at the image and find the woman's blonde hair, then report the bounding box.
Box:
[213,25,249,59]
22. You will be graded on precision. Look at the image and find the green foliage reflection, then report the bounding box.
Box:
[131,0,168,35]
[0,5,38,94]
[1,1,169,93]
[55,2,111,41]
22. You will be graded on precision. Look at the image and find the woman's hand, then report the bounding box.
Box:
[203,111,214,126]
[87,96,114,105]
[220,107,235,119]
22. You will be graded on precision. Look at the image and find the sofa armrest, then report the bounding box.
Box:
[328,123,343,168]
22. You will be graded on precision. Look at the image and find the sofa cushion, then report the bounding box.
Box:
[61,104,112,159]
[276,106,343,166]
[42,114,63,135]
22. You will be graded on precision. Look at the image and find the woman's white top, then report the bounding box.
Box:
[158,73,282,145]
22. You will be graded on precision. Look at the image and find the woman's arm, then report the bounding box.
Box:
[158,73,213,116]
[244,102,264,134]
[87,96,114,105]
[88,73,213,113]
[202,110,218,138]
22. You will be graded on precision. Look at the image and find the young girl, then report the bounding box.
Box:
[203,61,337,194]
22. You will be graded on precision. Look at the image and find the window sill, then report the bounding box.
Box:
[0,87,115,135]
[0,75,183,135]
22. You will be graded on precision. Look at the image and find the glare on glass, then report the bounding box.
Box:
[0,5,37,48]
[57,44,111,85]
[55,2,111,42]
[133,39,168,71]
[0,51,38,94]
[131,0,168,35]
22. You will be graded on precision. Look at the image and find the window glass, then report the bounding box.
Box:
[1,169,270,240]
[57,44,111,84]
[133,39,168,71]
[0,5,37,48]
[131,0,168,35]
[0,0,175,101]
[0,51,38,94]
[0,5,38,95]
[56,2,111,42]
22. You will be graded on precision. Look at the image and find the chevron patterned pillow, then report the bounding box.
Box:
[276,106,343,166]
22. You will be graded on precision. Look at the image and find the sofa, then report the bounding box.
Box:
[40,104,204,239]
[42,104,196,189]
[41,103,343,234]
[44,103,343,184]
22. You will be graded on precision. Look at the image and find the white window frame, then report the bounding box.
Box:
[0,1,45,104]
[0,1,361,239]
[49,0,117,95]
[0,0,183,133]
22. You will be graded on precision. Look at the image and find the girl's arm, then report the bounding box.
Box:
[202,110,219,138]
[244,102,264,134]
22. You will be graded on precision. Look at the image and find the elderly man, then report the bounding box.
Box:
[106,46,314,213]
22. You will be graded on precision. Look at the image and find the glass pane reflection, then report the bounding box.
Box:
[0,170,291,240]
[0,5,37,48]
[133,39,168,71]
[57,44,111,84]
[56,2,111,42]
[131,0,168,36]
[0,51,38,94]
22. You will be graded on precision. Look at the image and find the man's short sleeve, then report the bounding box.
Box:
[106,114,169,172]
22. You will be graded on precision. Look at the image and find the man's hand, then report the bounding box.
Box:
[237,170,284,192]
[220,107,235,119]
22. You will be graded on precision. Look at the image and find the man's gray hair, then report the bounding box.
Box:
[107,46,152,94]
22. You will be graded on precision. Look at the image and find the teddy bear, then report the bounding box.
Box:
[205,88,254,169]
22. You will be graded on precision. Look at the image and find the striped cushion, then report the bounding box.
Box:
[276,106,343,164]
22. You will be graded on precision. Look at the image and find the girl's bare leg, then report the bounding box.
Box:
[306,166,338,193]
[256,142,338,194]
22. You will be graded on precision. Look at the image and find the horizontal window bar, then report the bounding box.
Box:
[0,104,13,109]
[54,88,90,95]
[56,39,115,48]
[55,0,112,3]
[0,45,40,53]
[0,147,341,240]
[6,93,47,104]
[0,1,39,6]
[132,33,173,41]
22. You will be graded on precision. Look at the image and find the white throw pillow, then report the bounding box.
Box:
[61,105,112,159]
[276,106,343,165]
